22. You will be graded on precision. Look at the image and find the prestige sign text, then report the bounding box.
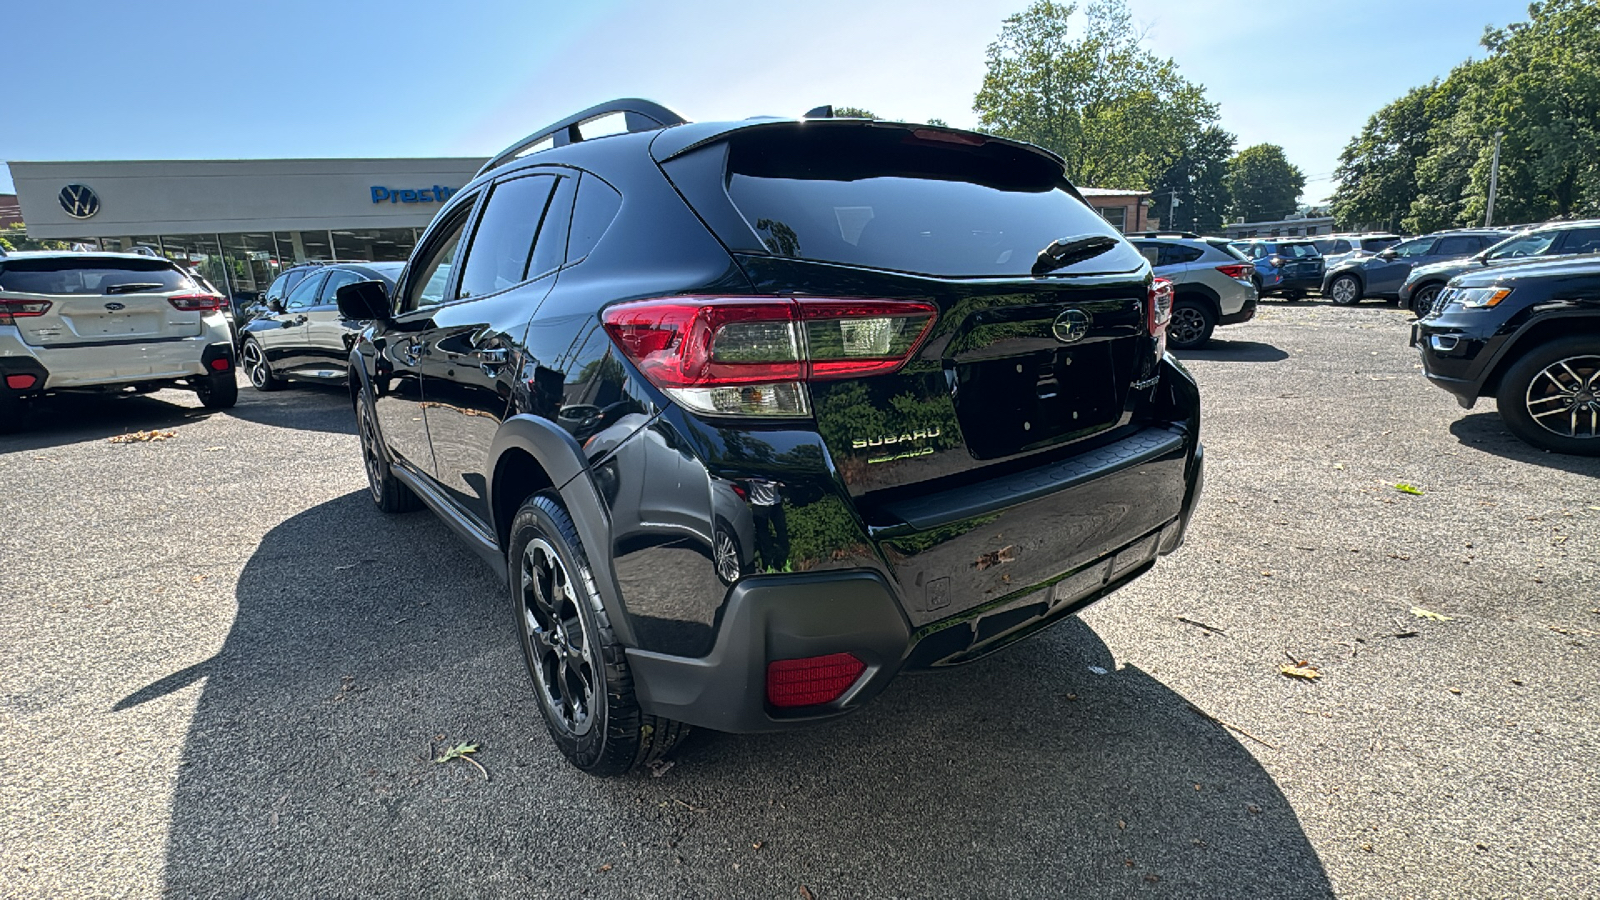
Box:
[370,185,459,204]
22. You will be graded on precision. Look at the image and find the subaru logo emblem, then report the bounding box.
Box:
[104,302,126,311]
[59,184,100,219]
[1052,309,1091,344]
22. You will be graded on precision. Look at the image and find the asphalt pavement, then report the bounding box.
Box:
[1,302,1596,899]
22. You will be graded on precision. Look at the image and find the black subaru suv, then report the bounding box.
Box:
[1413,255,1600,455]
[337,100,1205,774]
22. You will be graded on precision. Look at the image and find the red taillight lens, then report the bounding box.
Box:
[1215,263,1253,280]
[168,293,226,312]
[209,358,231,371]
[0,298,52,325]
[5,374,38,390]
[766,653,867,708]
[602,297,936,417]
[1149,278,1174,356]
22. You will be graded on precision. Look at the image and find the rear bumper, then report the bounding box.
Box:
[1219,295,1258,326]
[0,316,232,390]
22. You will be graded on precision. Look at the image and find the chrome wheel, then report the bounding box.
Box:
[714,530,741,584]
[519,538,597,736]
[1329,276,1360,305]
[1525,355,1600,439]
[241,340,269,388]
[1168,306,1208,347]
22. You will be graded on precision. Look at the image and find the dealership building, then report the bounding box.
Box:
[6,158,485,298]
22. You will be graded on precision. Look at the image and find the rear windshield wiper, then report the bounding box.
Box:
[104,282,166,294]
[1033,235,1119,276]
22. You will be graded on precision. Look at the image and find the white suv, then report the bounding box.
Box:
[1128,234,1259,348]
[0,251,237,428]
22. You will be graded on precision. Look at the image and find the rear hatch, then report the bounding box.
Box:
[0,256,206,347]
[656,121,1154,500]
[1274,242,1324,280]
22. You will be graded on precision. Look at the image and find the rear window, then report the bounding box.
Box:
[0,257,194,295]
[1274,243,1320,258]
[722,126,1122,277]
[1209,240,1250,261]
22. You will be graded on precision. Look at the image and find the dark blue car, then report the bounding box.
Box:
[1231,239,1325,299]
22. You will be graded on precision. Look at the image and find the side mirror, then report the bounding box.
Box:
[337,280,392,322]
[1377,248,1397,260]
[267,298,285,313]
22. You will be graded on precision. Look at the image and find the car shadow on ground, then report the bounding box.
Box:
[137,492,1332,898]
[1449,411,1600,475]
[1174,339,1289,363]
[225,381,356,436]
[0,390,217,454]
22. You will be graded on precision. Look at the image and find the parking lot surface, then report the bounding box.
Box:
[2,303,1596,899]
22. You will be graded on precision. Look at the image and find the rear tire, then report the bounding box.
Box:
[240,338,282,392]
[1494,336,1600,456]
[1167,299,1216,350]
[357,391,422,513]
[1327,274,1362,306]
[195,371,238,409]
[510,491,689,775]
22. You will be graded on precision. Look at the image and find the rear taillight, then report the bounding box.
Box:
[1215,263,1253,280]
[1149,278,1174,357]
[602,297,936,417]
[5,373,38,390]
[766,653,866,708]
[168,293,225,312]
[0,298,52,325]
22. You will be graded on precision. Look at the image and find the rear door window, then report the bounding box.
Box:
[318,269,363,307]
[1434,236,1481,256]
[0,257,194,294]
[1390,238,1436,259]
[1164,244,1204,265]
[457,174,558,299]
[567,174,622,264]
[285,272,326,310]
[1132,242,1162,268]
[1555,227,1600,255]
[1360,237,1400,252]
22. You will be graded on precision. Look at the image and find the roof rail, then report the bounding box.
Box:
[1131,231,1201,239]
[476,98,689,178]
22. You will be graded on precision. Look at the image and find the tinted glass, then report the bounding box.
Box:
[1558,227,1600,255]
[1360,237,1400,252]
[568,174,623,263]
[1485,232,1555,260]
[1167,244,1204,264]
[319,269,363,305]
[1310,238,1337,253]
[1434,236,1482,256]
[726,159,1118,277]
[404,204,473,312]
[529,176,576,277]
[0,257,194,294]
[458,174,557,300]
[285,272,326,309]
[1390,238,1435,258]
[1133,242,1162,267]
[1210,240,1250,261]
[1274,243,1319,258]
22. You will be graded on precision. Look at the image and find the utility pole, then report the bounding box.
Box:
[1485,130,1504,226]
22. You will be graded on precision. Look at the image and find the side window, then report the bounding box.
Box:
[457,174,558,300]
[1333,239,1352,253]
[567,174,623,263]
[1391,239,1435,259]
[1168,244,1204,264]
[1556,227,1600,255]
[1434,236,1480,256]
[318,269,362,306]
[264,273,289,303]
[530,176,577,277]
[284,272,326,310]
[1132,241,1161,267]
[402,202,476,313]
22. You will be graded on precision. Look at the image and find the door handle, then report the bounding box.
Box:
[291,315,308,325]
[476,346,508,375]
[397,339,423,367]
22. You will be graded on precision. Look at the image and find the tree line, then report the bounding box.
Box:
[1331,0,1600,233]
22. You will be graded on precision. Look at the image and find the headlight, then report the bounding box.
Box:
[1454,287,1512,309]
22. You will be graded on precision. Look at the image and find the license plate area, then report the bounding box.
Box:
[954,340,1127,459]
[65,312,161,337]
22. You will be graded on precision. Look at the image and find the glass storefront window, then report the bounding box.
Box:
[300,230,333,261]
[221,232,280,300]
[331,228,417,262]
[158,234,229,294]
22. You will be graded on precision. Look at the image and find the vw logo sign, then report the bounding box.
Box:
[104,302,126,311]
[1052,308,1091,344]
[59,184,100,219]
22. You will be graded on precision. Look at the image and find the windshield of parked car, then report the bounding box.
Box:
[1484,232,1557,261]
[0,257,195,294]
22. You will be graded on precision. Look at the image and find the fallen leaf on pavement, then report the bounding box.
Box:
[1411,606,1453,622]
[974,545,1016,570]
[109,430,176,443]
[433,741,488,780]
[596,864,612,872]
[1393,483,1424,495]
[1280,663,1321,681]
[799,886,816,900]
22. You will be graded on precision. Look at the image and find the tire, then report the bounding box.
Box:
[1167,299,1216,350]
[1495,337,1600,456]
[1409,284,1442,318]
[1251,274,1264,296]
[713,522,744,586]
[240,338,282,392]
[0,394,27,434]
[356,390,423,513]
[509,491,689,775]
[195,371,238,409]
[1327,274,1362,306]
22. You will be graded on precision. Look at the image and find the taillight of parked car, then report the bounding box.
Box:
[167,293,226,312]
[0,298,52,325]
[1149,278,1174,357]
[601,297,936,417]
[1215,263,1254,280]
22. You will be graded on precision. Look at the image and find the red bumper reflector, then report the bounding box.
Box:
[209,358,231,371]
[766,653,866,708]
[5,374,38,390]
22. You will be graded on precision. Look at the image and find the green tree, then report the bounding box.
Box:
[1151,125,1235,233]
[0,223,70,253]
[832,106,877,119]
[1226,144,1305,222]
[972,0,1218,190]
[1330,82,1450,232]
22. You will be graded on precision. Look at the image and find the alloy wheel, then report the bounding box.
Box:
[714,530,740,583]
[241,341,268,388]
[1525,355,1600,439]
[357,399,385,503]
[1168,306,1207,347]
[520,538,597,736]
[1412,285,1441,318]
[1329,277,1359,304]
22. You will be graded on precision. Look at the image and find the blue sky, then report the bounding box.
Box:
[3,0,1530,204]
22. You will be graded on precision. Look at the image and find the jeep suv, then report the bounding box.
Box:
[1397,220,1600,317]
[1128,233,1257,348]
[338,100,1205,774]
[1412,256,1600,455]
[0,251,237,428]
